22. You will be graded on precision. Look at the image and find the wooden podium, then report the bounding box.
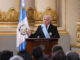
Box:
[26,38,58,54]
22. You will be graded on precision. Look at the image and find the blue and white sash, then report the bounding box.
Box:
[41,24,50,38]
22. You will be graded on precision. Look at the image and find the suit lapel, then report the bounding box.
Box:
[48,24,51,32]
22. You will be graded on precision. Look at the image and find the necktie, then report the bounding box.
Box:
[46,26,47,29]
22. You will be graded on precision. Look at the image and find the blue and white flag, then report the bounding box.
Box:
[16,0,29,51]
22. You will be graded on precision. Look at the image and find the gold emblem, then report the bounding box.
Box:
[49,32,52,36]
[19,24,27,35]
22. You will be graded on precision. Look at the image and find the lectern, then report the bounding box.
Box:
[26,38,58,54]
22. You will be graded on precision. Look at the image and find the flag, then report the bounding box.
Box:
[16,0,29,51]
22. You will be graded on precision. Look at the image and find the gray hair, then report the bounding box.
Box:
[43,15,52,21]
[10,55,24,60]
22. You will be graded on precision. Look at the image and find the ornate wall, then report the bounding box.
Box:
[0,0,67,35]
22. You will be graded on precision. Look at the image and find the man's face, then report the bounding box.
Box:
[43,16,50,26]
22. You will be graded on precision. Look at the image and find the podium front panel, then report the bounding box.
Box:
[26,38,58,54]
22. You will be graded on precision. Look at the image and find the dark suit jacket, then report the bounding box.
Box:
[29,24,60,38]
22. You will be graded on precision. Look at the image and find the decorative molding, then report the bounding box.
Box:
[0,7,19,22]
[76,21,80,42]
[0,7,57,23]
[72,50,80,53]
[70,42,80,48]
[70,20,80,48]
[27,7,34,20]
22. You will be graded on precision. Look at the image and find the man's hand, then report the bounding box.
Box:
[26,29,31,36]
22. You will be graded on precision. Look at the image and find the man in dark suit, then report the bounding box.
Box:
[27,15,60,38]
